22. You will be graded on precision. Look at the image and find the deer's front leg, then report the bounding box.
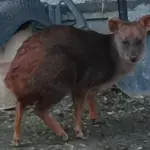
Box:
[87,90,97,122]
[72,91,86,139]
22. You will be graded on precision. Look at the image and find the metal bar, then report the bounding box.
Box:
[117,0,128,21]
[59,0,88,28]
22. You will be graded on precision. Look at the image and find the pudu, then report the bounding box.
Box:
[4,15,150,146]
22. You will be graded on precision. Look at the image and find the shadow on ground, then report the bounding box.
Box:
[1,90,150,150]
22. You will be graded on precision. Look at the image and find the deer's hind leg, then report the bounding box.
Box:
[13,100,26,146]
[35,92,69,142]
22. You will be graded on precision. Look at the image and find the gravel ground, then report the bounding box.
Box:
[1,89,150,150]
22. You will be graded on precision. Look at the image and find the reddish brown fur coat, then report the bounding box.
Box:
[5,25,117,109]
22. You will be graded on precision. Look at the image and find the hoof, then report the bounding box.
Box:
[11,137,20,147]
[62,133,69,142]
[76,131,88,140]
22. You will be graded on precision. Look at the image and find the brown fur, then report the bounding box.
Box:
[5,35,47,103]
[4,15,150,145]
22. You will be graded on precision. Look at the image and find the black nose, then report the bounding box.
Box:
[130,56,137,63]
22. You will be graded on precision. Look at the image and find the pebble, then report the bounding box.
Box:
[105,145,110,149]
[9,118,14,122]
[63,143,75,150]
[48,145,62,149]
[118,145,128,150]
[137,146,143,150]
[138,99,145,104]
[138,107,145,111]
[107,111,115,115]
[79,144,86,147]
[29,147,36,150]
[103,96,107,101]
[103,96,108,104]
[8,125,12,128]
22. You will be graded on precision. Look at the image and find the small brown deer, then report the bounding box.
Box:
[4,15,150,146]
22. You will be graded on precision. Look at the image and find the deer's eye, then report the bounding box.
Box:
[135,39,142,45]
[122,40,129,45]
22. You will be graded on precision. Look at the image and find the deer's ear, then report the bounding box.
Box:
[108,18,123,33]
[139,15,150,31]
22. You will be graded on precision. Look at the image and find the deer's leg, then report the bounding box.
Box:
[35,107,68,141]
[13,101,25,146]
[72,91,86,139]
[87,90,97,122]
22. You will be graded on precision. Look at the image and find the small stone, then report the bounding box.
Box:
[103,96,107,101]
[9,118,14,122]
[118,145,128,150]
[79,143,86,147]
[63,143,75,150]
[139,99,145,104]
[133,108,138,113]
[107,111,115,115]
[103,96,108,104]
[135,96,144,99]
[118,110,124,115]
[28,109,34,113]
[137,146,143,150]
[70,145,74,148]
[105,145,110,149]
[30,147,36,150]
[97,142,103,147]
[138,107,145,111]
[65,95,69,99]
[143,140,147,144]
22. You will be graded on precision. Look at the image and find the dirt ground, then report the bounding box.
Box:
[1,89,150,150]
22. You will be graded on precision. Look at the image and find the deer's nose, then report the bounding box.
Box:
[130,56,137,63]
